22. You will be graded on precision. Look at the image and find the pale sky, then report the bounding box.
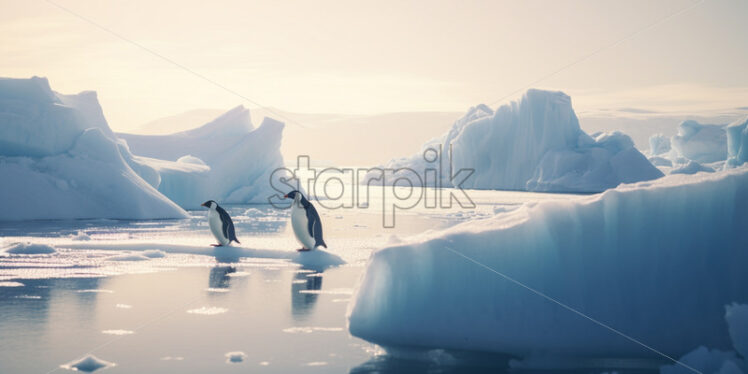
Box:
[2,0,748,131]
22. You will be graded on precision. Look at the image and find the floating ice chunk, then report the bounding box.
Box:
[225,351,247,363]
[305,362,328,366]
[77,289,114,294]
[349,168,748,359]
[60,355,116,372]
[187,306,227,315]
[115,304,132,309]
[0,281,24,287]
[672,120,727,163]
[670,160,714,175]
[2,242,56,254]
[70,231,91,241]
[142,249,166,258]
[101,329,134,335]
[105,253,150,261]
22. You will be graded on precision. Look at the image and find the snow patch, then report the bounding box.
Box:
[225,351,247,363]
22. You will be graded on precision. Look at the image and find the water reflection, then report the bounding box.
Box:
[350,350,513,374]
[291,269,323,320]
[208,266,236,289]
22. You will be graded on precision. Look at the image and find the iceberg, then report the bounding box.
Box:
[649,133,671,156]
[726,116,748,168]
[366,89,663,193]
[0,77,188,220]
[118,106,290,208]
[671,120,727,163]
[348,167,748,360]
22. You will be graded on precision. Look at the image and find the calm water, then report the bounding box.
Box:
[0,188,586,373]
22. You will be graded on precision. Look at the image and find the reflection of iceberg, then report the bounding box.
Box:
[349,167,748,360]
[119,106,291,208]
[0,77,187,220]
[291,270,323,320]
[209,266,236,289]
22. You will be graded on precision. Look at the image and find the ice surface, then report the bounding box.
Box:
[726,116,748,168]
[1,242,56,255]
[118,107,291,208]
[672,120,727,163]
[0,77,188,220]
[670,160,715,175]
[60,355,115,372]
[367,89,663,193]
[349,167,748,359]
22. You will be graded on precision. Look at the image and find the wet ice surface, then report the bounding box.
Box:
[0,189,587,373]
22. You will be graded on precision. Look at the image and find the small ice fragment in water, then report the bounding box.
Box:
[105,253,150,261]
[225,351,246,363]
[187,306,227,315]
[306,361,328,366]
[0,281,24,287]
[282,327,343,334]
[160,356,184,361]
[15,295,41,299]
[71,231,91,241]
[2,242,56,254]
[205,288,229,293]
[142,249,166,258]
[226,271,250,277]
[115,304,132,309]
[102,329,133,335]
[259,361,270,366]
[60,355,116,372]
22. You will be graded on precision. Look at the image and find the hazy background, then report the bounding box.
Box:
[2,0,748,164]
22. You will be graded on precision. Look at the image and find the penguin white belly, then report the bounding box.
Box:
[291,204,316,250]
[208,210,229,246]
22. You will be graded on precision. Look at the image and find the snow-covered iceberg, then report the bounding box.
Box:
[118,106,289,208]
[366,89,663,193]
[0,77,188,220]
[671,120,727,163]
[348,167,748,360]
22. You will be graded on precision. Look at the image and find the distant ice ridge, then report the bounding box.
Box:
[671,120,728,163]
[726,116,748,168]
[366,89,663,193]
[348,167,748,360]
[118,106,290,208]
[0,77,187,220]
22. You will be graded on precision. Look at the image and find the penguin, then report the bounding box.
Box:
[284,191,326,251]
[201,200,239,247]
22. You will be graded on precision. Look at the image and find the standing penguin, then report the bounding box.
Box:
[201,200,239,247]
[284,191,326,251]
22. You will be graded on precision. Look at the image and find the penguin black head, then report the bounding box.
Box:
[283,190,302,199]
[201,200,217,208]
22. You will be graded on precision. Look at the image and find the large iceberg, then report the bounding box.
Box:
[0,77,187,220]
[726,116,748,168]
[366,89,663,193]
[118,106,290,208]
[671,120,727,163]
[348,167,748,360]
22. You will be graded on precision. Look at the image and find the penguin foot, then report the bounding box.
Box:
[211,244,223,247]
[297,248,311,252]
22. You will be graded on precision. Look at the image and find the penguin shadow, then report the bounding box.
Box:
[291,268,323,320]
[209,265,236,290]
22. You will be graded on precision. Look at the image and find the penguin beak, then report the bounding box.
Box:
[283,194,288,199]
[200,202,208,207]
